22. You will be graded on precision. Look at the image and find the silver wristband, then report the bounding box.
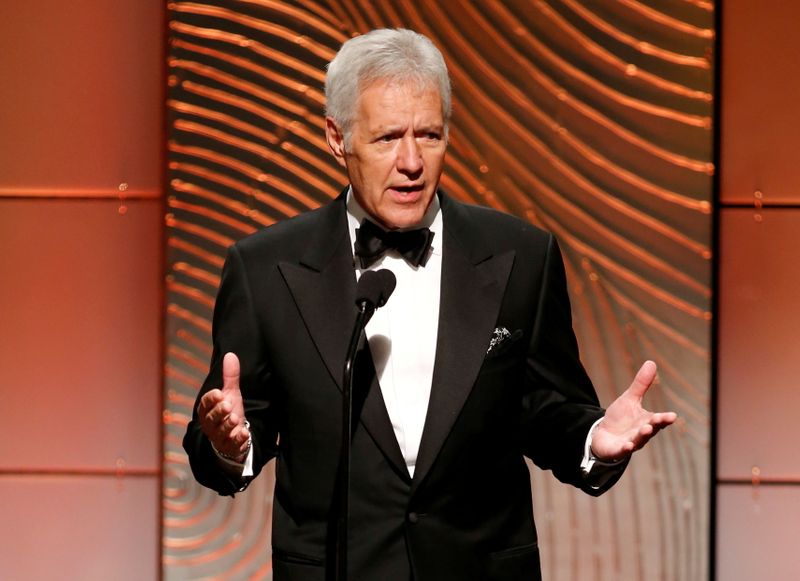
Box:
[214,419,252,462]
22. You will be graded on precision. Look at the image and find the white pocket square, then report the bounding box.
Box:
[486,327,522,356]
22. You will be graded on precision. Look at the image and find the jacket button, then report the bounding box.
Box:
[407,512,419,524]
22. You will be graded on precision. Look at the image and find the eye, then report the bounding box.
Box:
[375,133,398,144]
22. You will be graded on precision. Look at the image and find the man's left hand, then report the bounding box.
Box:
[590,360,678,462]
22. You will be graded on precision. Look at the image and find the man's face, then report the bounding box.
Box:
[326,80,447,230]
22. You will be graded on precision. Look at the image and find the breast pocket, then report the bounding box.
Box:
[480,335,525,377]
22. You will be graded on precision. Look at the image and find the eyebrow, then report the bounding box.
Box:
[370,123,443,136]
[370,124,404,136]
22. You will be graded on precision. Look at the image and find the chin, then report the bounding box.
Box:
[383,210,426,230]
[385,201,433,229]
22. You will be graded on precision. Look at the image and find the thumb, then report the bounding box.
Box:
[628,360,657,400]
[222,352,241,393]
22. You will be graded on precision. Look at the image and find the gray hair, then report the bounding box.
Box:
[325,28,452,146]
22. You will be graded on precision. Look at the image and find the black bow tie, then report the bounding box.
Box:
[354,219,435,269]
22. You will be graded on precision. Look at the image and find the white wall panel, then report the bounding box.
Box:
[717,486,800,580]
[0,476,159,580]
[0,199,162,471]
[719,0,800,204]
[0,1,163,194]
[717,209,800,480]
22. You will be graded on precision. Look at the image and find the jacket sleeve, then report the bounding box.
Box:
[183,243,279,496]
[520,234,624,495]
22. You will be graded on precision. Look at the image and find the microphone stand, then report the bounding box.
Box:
[335,299,372,581]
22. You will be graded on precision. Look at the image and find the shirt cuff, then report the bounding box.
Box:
[212,443,254,477]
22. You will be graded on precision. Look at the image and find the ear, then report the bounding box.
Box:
[325,117,347,168]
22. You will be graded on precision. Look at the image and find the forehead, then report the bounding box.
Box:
[355,79,443,126]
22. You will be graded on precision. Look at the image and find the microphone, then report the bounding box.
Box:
[335,268,395,581]
[355,269,397,318]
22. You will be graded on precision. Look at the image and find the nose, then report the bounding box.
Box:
[396,136,423,175]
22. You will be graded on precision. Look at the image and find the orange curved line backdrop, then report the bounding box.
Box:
[163,2,713,579]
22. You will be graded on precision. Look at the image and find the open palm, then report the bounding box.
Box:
[591,361,678,462]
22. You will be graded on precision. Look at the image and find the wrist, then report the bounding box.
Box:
[589,443,624,465]
[212,419,251,463]
[587,419,624,465]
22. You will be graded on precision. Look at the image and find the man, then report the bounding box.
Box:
[184,28,676,581]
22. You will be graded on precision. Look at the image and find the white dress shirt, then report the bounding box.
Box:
[346,191,442,477]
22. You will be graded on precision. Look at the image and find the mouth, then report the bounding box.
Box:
[388,184,425,200]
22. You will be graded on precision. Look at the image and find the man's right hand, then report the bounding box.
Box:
[198,352,251,462]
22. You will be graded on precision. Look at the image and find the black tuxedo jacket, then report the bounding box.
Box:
[184,191,618,581]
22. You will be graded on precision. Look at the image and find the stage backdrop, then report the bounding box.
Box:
[162,2,713,579]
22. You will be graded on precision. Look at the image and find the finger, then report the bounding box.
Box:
[223,411,241,432]
[627,360,657,400]
[222,352,241,393]
[198,389,224,417]
[631,415,677,450]
[625,427,651,453]
[650,411,678,427]
[230,423,251,447]
[203,400,232,428]
[214,424,251,458]
[200,409,236,445]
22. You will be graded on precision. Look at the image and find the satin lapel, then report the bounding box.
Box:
[278,199,355,390]
[411,198,515,492]
[278,196,408,478]
[357,346,412,482]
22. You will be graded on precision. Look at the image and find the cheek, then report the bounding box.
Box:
[368,162,396,191]
[354,166,390,208]
[349,160,376,190]
[425,149,446,169]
